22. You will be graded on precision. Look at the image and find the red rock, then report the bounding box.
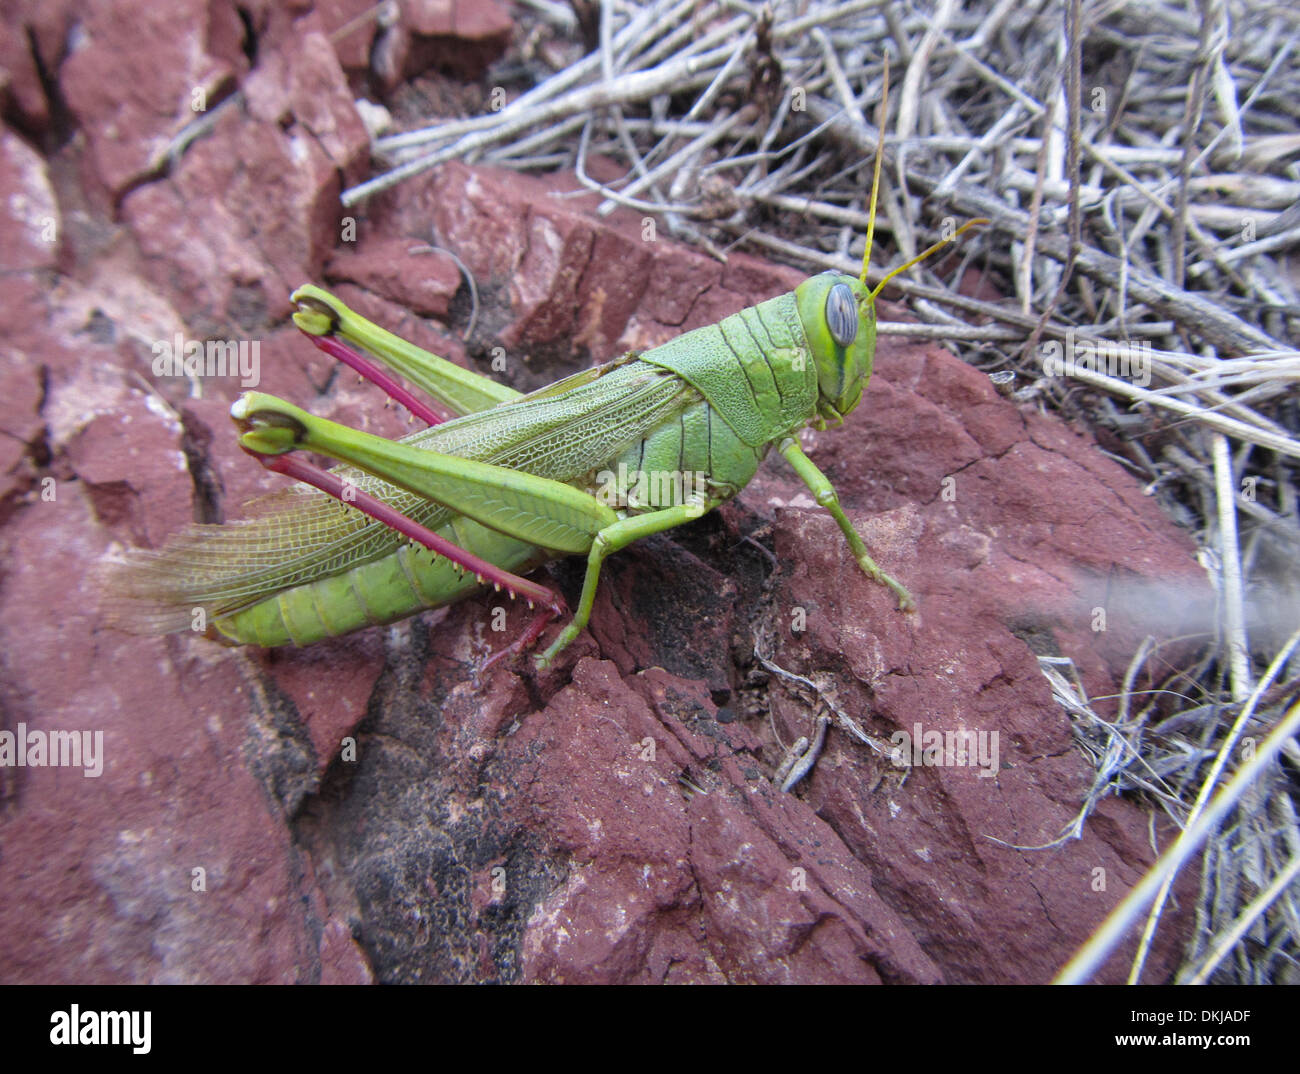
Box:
[0,127,59,271]
[257,631,387,781]
[318,915,374,984]
[60,0,245,199]
[314,0,385,74]
[66,403,192,543]
[110,11,367,327]
[0,277,51,501]
[510,659,941,983]
[0,26,48,132]
[121,101,345,325]
[9,0,78,80]
[0,495,321,983]
[373,163,808,369]
[0,1,80,132]
[404,0,512,39]
[0,356,42,498]
[326,236,463,318]
[244,23,370,187]
[373,0,513,89]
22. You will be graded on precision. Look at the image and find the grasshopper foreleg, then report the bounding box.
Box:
[777,437,916,611]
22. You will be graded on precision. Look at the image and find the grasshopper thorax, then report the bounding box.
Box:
[795,270,877,427]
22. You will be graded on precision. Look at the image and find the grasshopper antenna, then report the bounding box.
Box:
[869,218,989,301]
[860,52,888,288]
[859,53,989,298]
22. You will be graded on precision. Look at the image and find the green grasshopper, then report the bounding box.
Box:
[106,100,983,670]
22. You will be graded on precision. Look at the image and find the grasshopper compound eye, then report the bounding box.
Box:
[825,282,858,347]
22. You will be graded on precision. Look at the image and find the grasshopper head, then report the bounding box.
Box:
[795,271,877,426]
[794,52,987,430]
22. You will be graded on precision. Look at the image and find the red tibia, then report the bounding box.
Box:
[478,604,565,673]
[300,328,449,428]
[242,446,565,636]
